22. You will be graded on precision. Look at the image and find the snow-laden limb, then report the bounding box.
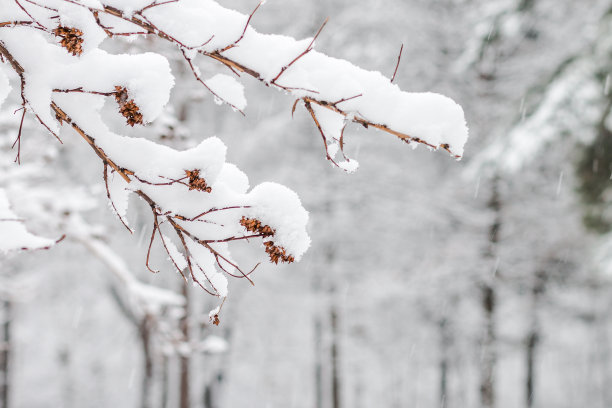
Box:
[50,90,310,305]
[0,0,468,159]
[0,8,310,307]
[0,0,467,310]
[0,188,56,253]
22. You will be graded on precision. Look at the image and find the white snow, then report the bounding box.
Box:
[0,189,54,253]
[246,183,310,260]
[206,74,247,111]
[0,67,10,109]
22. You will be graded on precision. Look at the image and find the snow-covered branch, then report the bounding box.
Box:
[0,0,468,303]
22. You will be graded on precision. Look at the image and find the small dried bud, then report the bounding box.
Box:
[53,26,84,56]
[114,86,144,126]
[239,218,292,263]
[185,169,212,192]
[240,217,275,237]
[263,240,295,264]
[114,86,128,104]
[212,314,220,326]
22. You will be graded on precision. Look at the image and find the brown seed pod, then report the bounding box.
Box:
[240,216,275,237]
[263,240,295,264]
[239,218,293,263]
[53,26,84,56]
[185,169,212,192]
[114,86,144,126]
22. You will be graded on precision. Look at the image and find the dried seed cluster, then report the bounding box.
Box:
[240,216,275,237]
[239,217,293,263]
[264,241,295,264]
[114,86,143,126]
[184,169,212,192]
[53,26,84,56]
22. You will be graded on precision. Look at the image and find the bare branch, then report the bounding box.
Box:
[271,17,329,85]
[391,43,403,83]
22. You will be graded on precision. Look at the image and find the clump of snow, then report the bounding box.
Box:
[209,272,228,297]
[338,159,359,173]
[206,74,247,111]
[0,189,54,253]
[311,104,345,141]
[0,68,9,109]
[246,183,310,260]
[162,234,188,271]
[215,163,250,194]
[143,0,247,50]
[107,170,131,226]
[208,306,220,319]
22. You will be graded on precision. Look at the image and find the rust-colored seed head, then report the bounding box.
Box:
[114,86,128,104]
[239,218,292,263]
[114,86,144,126]
[263,240,295,264]
[53,26,84,56]
[212,314,220,326]
[185,169,212,193]
[240,216,275,237]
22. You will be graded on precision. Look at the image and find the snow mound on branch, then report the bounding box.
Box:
[107,170,131,226]
[0,28,174,130]
[0,189,54,253]
[215,163,250,194]
[142,0,469,156]
[0,68,9,109]
[143,0,247,50]
[206,74,247,111]
[246,183,310,260]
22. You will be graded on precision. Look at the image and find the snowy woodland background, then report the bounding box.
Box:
[1,0,612,407]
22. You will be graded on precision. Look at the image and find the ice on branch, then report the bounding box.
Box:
[0,189,55,253]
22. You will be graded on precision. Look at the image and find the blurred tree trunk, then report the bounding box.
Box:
[161,354,169,408]
[517,0,535,12]
[525,270,545,408]
[330,303,341,408]
[439,316,450,408]
[139,314,154,408]
[0,300,11,408]
[179,284,190,408]
[314,316,323,408]
[481,179,501,408]
[480,284,496,408]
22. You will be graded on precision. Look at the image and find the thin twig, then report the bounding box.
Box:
[391,43,403,83]
[271,17,329,84]
[220,0,263,52]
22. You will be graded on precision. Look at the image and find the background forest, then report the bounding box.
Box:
[2,0,612,407]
